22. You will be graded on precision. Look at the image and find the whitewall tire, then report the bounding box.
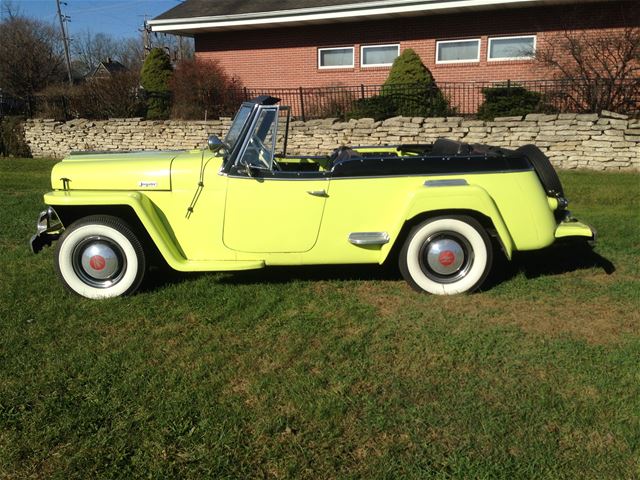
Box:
[54,215,146,299]
[399,215,493,295]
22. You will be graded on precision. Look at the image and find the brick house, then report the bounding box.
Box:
[149,0,636,90]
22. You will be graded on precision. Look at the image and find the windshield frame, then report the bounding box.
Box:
[221,102,259,169]
[224,104,253,151]
[235,106,279,171]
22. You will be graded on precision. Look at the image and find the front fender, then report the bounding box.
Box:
[43,190,264,272]
[44,190,186,265]
[384,184,515,260]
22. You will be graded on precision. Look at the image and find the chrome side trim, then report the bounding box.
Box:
[424,179,468,187]
[348,232,390,246]
[307,190,329,197]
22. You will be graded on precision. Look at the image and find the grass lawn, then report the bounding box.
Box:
[1,157,639,479]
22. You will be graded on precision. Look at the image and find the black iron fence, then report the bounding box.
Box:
[232,79,640,120]
[2,79,638,121]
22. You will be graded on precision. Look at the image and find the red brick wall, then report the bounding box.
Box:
[194,1,635,88]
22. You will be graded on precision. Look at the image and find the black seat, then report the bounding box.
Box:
[431,138,472,156]
[329,146,362,167]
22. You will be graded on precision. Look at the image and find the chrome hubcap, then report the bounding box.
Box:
[419,232,474,283]
[80,242,120,279]
[426,238,465,275]
[72,236,126,288]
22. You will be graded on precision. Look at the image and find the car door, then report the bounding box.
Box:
[223,107,328,253]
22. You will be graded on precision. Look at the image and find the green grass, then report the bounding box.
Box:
[1,158,639,479]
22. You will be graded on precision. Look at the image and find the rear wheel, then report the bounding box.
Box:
[399,216,493,294]
[55,215,146,299]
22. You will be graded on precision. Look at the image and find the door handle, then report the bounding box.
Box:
[307,190,329,198]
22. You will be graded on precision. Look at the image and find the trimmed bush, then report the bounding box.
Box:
[382,49,450,117]
[140,48,173,119]
[347,95,397,121]
[477,86,543,120]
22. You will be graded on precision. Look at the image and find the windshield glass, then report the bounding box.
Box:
[224,104,253,151]
[241,107,278,170]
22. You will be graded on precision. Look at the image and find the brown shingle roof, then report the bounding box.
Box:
[153,0,379,20]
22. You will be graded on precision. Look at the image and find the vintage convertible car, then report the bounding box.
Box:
[31,96,595,299]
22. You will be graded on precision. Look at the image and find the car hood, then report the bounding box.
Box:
[50,150,182,191]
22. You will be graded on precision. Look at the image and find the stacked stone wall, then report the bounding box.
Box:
[23,111,639,171]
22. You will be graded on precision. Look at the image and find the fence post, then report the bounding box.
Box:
[243,87,248,101]
[360,84,365,100]
[299,86,306,122]
[507,79,511,96]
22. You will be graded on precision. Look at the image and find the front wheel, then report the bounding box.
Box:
[55,215,146,299]
[399,215,493,295]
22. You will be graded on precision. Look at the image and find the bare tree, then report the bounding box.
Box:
[1,0,20,19]
[71,30,190,76]
[537,26,640,113]
[72,30,122,76]
[149,31,194,63]
[116,37,145,71]
[0,14,65,97]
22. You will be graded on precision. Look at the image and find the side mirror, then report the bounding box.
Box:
[208,135,228,153]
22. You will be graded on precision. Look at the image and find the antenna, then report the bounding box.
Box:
[55,0,73,85]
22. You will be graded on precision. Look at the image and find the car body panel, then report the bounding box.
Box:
[41,153,570,269]
[223,175,329,253]
[51,151,179,191]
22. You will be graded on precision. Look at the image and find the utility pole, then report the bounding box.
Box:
[140,14,151,56]
[55,0,73,85]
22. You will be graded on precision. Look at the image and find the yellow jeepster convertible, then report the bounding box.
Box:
[31,96,595,299]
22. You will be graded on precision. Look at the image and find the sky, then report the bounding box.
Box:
[8,0,182,40]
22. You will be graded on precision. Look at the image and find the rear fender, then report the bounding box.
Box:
[383,184,515,261]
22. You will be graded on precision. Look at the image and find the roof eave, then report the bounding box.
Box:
[148,0,587,34]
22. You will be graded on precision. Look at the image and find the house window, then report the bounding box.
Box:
[318,47,354,68]
[361,44,400,67]
[488,35,536,60]
[436,39,480,63]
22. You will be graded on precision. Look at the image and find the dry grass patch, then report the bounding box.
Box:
[355,280,638,344]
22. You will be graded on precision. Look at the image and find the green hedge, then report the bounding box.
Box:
[477,86,543,120]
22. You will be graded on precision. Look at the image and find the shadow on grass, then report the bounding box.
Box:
[513,241,615,278]
[485,240,615,290]
[139,266,207,293]
[140,240,614,293]
[219,263,402,285]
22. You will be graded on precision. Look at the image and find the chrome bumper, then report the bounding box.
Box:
[29,207,64,254]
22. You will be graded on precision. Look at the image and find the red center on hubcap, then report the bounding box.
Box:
[89,255,106,271]
[438,250,455,266]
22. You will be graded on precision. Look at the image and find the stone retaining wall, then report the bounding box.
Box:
[23,111,639,171]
